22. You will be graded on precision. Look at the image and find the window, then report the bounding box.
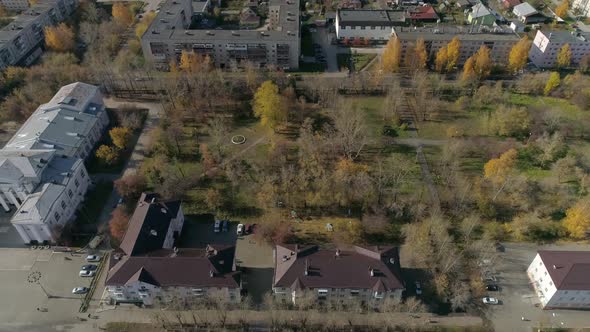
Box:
[371,26,375,30]
[68,189,73,198]
[54,212,61,221]
[61,201,66,210]
[75,179,79,187]
[80,170,85,178]
[361,26,365,30]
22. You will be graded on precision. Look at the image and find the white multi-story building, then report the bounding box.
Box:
[0,0,78,69]
[0,0,30,11]
[335,9,406,44]
[105,193,241,306]
[573,0,590,18]
[272,245,405,306]
[529,30,590,68]
[5,82,108,160]
[527,250,590,309]
[11,156,89,243]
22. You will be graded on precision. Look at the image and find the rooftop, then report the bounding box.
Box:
[337,9,406,26]
[408,5,439,20]
[0,0,64,44]
[470,3,492,18]
[513,2,538,16]
[273,245,404,291]
[539,30,590,43]
[538,251,590,290]
[395,25,520,41]
[0,149,55,182]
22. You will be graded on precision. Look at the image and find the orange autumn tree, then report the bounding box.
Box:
[112,2,133,26]
[44,23,75,52]
[109,207,130,241]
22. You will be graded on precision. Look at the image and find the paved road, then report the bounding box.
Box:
[313,27,339,72]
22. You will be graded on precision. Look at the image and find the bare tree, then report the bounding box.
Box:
[328,100,371,160]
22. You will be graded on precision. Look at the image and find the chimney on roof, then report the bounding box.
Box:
[304,259,310,276]
[151,197,156,204]
[150,230,158,236]
[209,270,214,277]
[335,249,341,258]
[553,264,559,269]
[370,267,375,277]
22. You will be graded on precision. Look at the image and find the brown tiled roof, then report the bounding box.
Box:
[119,193,182,256]
[273,245,404,291]
[538,251,590,290]
[106,246,240,288]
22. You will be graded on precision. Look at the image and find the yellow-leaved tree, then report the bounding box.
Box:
[435,45,449,73]
[446,37,461,71]
[462,56,477,82]
[112,2,133,26]
[483,148,518,185]
[406,38,428,71]
[135,11,156,39]
[555,0,569,18]
[562,197,590,239]
[96,145,119,165]
[44,23,75,52]
[557,43,571,68]
[473,45,492,80]
[252,80,286,128]
[179,50,199,72]
[508,37,532,73]
[381,36,401,73]
[109,127,132,150]
[544,72,560,96]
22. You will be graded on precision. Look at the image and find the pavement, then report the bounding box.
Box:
[486,242,590,332]
[0,207,27,248]
[0,249,101,331]
[235,233,274,304]
[313,27,339,72]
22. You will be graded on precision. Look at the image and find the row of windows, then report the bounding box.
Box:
[340,25,389,30]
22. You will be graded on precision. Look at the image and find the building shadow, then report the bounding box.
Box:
[241,267,274,305]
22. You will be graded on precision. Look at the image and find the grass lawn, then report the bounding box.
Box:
[337,53,377,72]
[290,216,362,244]
[75,181,114,225]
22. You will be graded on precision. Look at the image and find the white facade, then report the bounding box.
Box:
[273,286,403,307]
[529,30,590,68]
[527,253,590,309]
[573,0,590,17]
[11,159,89,244]
[335,22,395,42]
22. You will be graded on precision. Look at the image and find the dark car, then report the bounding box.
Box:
[222,220,229,232]
[245,224,252,234]
[81,264,97,271]
[486,284,499,291]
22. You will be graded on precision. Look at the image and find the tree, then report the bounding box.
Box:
[490,105,530,137]
[562,197,590,239]
[114,174,147,200]
[484,148,518,185]
[435,45,449,73]
[252,80,286,128]
[473,45,492,80]
[109,206,129,241]
[508,37,532,73]
[44,23,75,52]
[135,11,156,39]
[179,50,202,72]
[555,0,569,18]
[406,38,428,71]
[381,36,401,73]
[462,56,477,82]
[330,101,370,160]
[544,72,560,96]
[112,2,133,26]
[96,145,119,165]
[110,127,132,150]
[446,37,461,71]
[556,43,572,68]
[205,188,225,211]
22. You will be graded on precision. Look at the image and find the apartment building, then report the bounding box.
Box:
[529,30,590,68]
[573,0,590,17]
[335,9,406,44]
[0,82,104,244]
[0,0,78,69]
[394,25,520,65]
[141,0,300,70]
[527,251,590,309]
[0,0,30,11]
[272,245,404,306]
[4,82,109,160]
[10,156,89,243]
[105,193,241,306]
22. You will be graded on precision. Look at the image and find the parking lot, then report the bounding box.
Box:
[177,215,238,248]
[0,248,104,331]
[485,242,590,331]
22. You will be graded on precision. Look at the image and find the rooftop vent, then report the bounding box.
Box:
[260,31,268,36]
[64,116,75,120]
[185,30,193,35]
[219,260,224,265]
[370,268,375,277]
[209,270,214,277]
[151,197,156,204]
[166,11,173,14]
[159,19,168,23]
[231,31,239,36]
[389,257,395,264]
[282,255,290,262]
[161,208,167,214]
[206,31,214,36]
[335,249,341,258]
[150,230,158,236]
[151,30,160,34]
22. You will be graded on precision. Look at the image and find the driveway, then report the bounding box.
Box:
[313,27,339,72]
[235,233,274,304]
[487,242,590,331]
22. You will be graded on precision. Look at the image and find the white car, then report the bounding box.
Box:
[482,296,499,305]
[86,255,101,262]
[79,270,96,277]
[237,223,244,236]
[214,220,221,233]
[72,287,89,294]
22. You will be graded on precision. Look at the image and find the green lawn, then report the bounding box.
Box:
[337,53,377,72]
[75,182,114,225]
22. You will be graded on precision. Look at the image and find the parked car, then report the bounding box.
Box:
[79,270,96,277]
[86,255,101,262]
[245,224,252,234]
[72,287,89,294]
[415,281,422,295]
[222,220,229,232]
[481,275,498,283]
[214,220,221,233]
[251,223,258,234]
[482,296,499,305]
[486,284,499,291]
[237,223,244,235]
[81,264,97,271]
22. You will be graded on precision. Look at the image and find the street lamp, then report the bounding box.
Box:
[27,271,53,299]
